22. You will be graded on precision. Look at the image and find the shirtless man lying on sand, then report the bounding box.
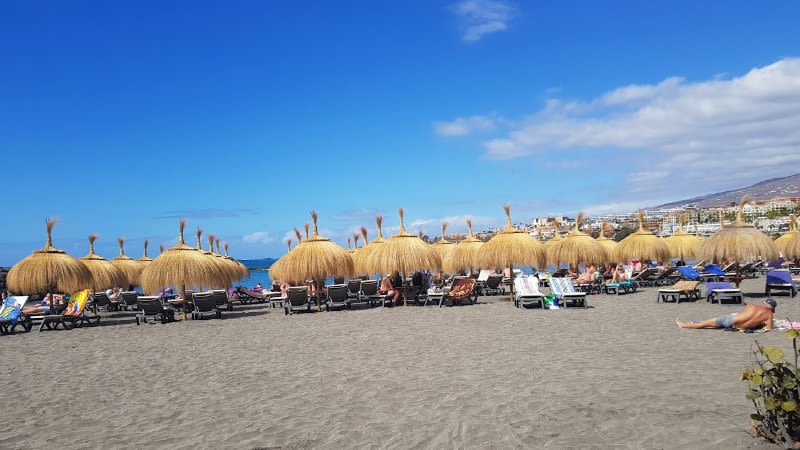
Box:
[676,299,777,331]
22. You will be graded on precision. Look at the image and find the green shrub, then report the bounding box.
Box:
[742,329,800,446]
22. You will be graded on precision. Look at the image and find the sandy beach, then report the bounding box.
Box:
[1,278,794,449]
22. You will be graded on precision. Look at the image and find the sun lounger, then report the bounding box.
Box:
[481,274,505,296]
[678,266,701,281]
[232,287,266,304]
[766,269,797,297]
[285,286,313,314]
[135,297,176,324]
[550,277,587,308]
[325,284,349,311]
[190,292,222,320]
[0,296,31,334]
[38,290,99,331]
[630,268,659,288]
[657,281,701,303]
[705,281,743,305]
[646,267,678,287]
[346,279,362,300]
[211,289,233,311]
[359,280,388,307]
[439,278,477,307]
[514,276,545,309]
[119,291,140,311]
[92,292,119,312]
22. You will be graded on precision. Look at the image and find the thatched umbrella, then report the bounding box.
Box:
[192,230,232,288]
[775,214,797,255]
[698,197,779,265]
[433,222,456,272]
[665,214,702,261]
[271,212,353,308]
[269,228,302,284]
[446,218,484,273]
[138,240,154,265]
[222,241,250,282]
[355,216,387,276]
[159,244,164,255]
[477,204,547,302]
[80,234,127,291]
[140,220,229,318]
[596,221,618,258]
[785,228,800,260]
[7,218,92,308]
[110,237,144,288]
[363,208,441,305]
[613,211,670,263]
[545,232,564,266]
[548,212,607,267]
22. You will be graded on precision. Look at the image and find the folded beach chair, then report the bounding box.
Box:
[0,296,31,334]
[135,297,176,324]
[514,276,545,309]
[657,281,701,303]
[705,281,743,305]
[38,290,99,331]
[325,284,349,311]
[678,266,701,281]
[211,289,233,311]
[190,292,222,320]
[550,277,587,308]
[119,291,140,311]
[285,286,312,315]
[440,278,477,307]
[766,269,797,297]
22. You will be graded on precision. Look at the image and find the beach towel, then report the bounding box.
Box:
[0,296,29,324]
[63,290,90,316]
[678,266,701,280]
[704,264,727,276]
[767,269,794,286]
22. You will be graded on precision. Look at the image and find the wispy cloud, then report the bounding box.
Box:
[450,0,518,43]
[155,208,257,219]
[242,231,273,245]
[444,58,800,197]
[433,114,498,137]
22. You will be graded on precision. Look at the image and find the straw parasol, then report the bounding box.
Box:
[698,197,780,264]
[140,220,231,317]
[159,244,164,254]
[110,237,144,288]
[269,228,302,283]
[192,230,231,288]
[547,212,607,267]
[7,218,92,308]
[80,234,127,291]
[432,222,455,271]
[271,211,353,298]
[596,221,618,258]
[477,204,547,302]
[222,241,250,282]
[775,214,797,254]
[355,216,387,276]
[545,231,564,266]
[613,211,670,262]
[138,240,154,265]
[784,227,800,260]
[664,214,702,260]
[363,208,441,305]
[446,218,484,273]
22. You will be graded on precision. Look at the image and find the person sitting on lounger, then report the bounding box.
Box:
[254,283,263,292]
[573,264,597,285]
[606,265,628,284]
[379,274,401,305]
[676,299,777,331]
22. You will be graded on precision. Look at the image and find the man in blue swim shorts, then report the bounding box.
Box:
[676,299,776,331]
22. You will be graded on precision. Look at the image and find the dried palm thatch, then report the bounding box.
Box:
[362,208,442,277]
[80,234,127,291]
[665,214,702,260]
[355,216,387,275]
[596,221,618,256]
[614,211,670,262]
[7,218,92,297]
[271,211,354,284]
[775,214,797,254]
[545,232,564,265]
[548,212,608,266]
[446,218,484,272]
[268,228,302,283]
[785,228,800,259]
[195,232,233,288]
[140,220,230,295]
[432,221,455,268]
[159,244,165,254]
[138,239,154,264]
[699,197,780,263]
[110,237,144,287]
[478,204,547,270]
[222,241,250,281]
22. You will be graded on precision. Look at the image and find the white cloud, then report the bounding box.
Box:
[451,0,518,43]
[433,115,498,136]
[470,58,800,195]
[242,231,273,245]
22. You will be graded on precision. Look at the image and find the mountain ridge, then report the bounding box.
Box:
[653,173,800,209]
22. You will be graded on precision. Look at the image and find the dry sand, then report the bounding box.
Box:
[1,278,796,449]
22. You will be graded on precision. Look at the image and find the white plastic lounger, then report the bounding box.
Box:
[514,276,545,309]
[549,277,588,308]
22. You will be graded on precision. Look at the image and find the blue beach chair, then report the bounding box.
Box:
[766,269,796,297]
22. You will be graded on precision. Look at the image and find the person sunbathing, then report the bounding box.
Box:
[573,266,596,285]
[606,265,628,284]
[380,275,401,306]
[676,299,776,331]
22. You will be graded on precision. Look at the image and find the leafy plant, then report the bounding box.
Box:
[742,329,800,446]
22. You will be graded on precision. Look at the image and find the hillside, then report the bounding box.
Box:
[654,173,800,209]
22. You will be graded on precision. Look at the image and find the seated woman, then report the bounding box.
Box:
[22,293,65,315]
[609,265,629,283]
[379,275,401,305]
[573,264,598,285]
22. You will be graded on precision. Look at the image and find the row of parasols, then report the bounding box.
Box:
[6,219,250,304]
[268,197,789,290]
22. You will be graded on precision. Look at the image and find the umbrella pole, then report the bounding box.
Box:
[508,265,514,303]
[317,279,323,312]
[181,284,188,321]
[402,271,408,307]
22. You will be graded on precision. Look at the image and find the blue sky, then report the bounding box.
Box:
[2,0,799,264]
